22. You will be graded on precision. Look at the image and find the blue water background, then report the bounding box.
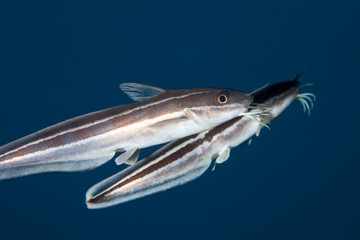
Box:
[0,1,359,239]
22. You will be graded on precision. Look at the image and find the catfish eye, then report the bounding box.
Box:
[217,93,228,104]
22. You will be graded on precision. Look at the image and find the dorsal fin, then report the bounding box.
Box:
[248,83,270,96]
[119,83,165,102]
[294,65,308,82]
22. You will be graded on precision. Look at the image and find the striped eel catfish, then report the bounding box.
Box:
[0,83,257,180]
[86,75,315,209]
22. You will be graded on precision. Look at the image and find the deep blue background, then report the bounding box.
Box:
[0,1,359,239]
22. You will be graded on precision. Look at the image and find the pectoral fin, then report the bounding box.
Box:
[212,147,231,171]
[119,83,165,102]
[184,108,205,125]
[115,148,140,165]
[256,127,261,137]
[215,146,231,164]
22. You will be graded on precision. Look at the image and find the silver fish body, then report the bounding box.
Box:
[0,84,253,180]
[86,77,315,209]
